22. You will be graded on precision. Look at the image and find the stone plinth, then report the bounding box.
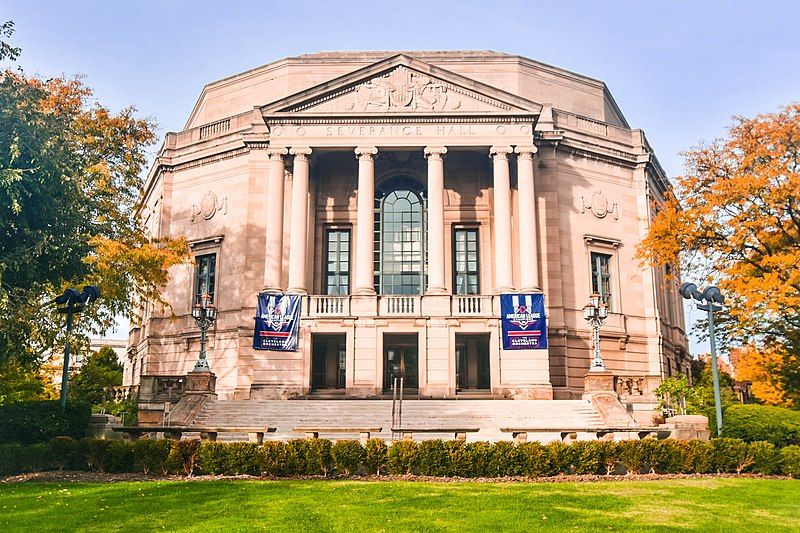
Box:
[583,371,615,394]
[665,415,710,441]
[185,370,217,394]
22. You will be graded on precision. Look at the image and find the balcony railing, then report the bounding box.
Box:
[306,295,350,317]
[451,295,494,316]
[302,294,497,317]
[379,295,421,316]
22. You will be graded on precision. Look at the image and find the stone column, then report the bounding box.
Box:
[287,146,312,294]
[491,145,514,293]
[263,147,287,292]
[515,145,540,292]
[353,146,378,295]
[424,146,448,294]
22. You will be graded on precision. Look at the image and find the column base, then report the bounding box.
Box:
[261,286,283,294]
[286,288,308,295]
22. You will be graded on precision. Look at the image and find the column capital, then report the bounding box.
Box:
[266,147,288,161]
[289,146,312,160]
[424,146,448,160]
[514,145,539,159]
[355,146,378,160]
[489,145,513,160]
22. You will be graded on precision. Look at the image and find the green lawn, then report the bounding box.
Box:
[1,478,798,531]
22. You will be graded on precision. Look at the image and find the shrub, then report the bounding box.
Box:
[681,439,715,474]
[780,445,800,478]
[444,440,470,477]
[417,440,451,477]
[364,438,388,475]
[0,401,91,444]
[722,404,800,447]
[386,440,418,475]
[518,441,552,477]
[571,441,607,475]
[748,441,780,475]
[262,441,295,477]
[47,437,82,470]
[711,438,753,473]
[134,439,172,475]
[26,443,49,472]
[488,441,524,477]
[167,439,200,476]
[546,441,575,475]
[105,440,137,473]
[290,438,331,476]
[82,438,113,472]
[0,443,26,475]
[641,439,684,474]
[465,441,495,478]
[331,440,365,475]
[224,443,261,475]
[198,442,228,475]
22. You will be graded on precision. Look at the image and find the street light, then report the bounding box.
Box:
[583,293,609,372]
[55,285,101,409]
[191,293,217,372]
[679,282,725,436]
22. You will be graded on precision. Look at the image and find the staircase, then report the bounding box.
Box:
[190,399,606,442]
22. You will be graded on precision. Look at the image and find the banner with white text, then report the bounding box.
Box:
[253,293,301,351]
[501,293,548,350]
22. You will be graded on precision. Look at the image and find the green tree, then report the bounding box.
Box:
[0,359,57,405]
[0,23,189,370]
[68,346,122,407]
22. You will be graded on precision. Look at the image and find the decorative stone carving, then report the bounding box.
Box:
[581,191,618,220]
[354,66,460,112]
[290,66,516,114]
[191,191,228,222]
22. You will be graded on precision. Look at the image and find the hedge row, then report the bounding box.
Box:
[0,401,91,445]
[2,437,800,478]
[723,404,800,447]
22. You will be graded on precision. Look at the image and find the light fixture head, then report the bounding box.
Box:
[679,282,697,300]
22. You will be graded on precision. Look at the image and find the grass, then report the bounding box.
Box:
[1,478,799,531]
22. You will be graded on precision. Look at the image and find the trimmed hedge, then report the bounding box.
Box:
[0,401,91,444]
[722,404,800,447]
[1,437,799,478]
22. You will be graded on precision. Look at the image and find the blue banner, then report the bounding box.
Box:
[501,294,548,350]
[253,293,301,351]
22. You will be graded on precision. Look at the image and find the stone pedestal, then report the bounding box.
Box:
[185,370,217,393]
[583,371,615,394]
[665,415,711,441]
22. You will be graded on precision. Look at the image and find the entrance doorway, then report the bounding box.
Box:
[383,334,419,392]
[455,334,490,391]
[311,334,346,391]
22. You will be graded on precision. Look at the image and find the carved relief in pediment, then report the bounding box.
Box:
[290,66,514,114]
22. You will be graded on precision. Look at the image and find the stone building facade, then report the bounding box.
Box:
[125,51,689,402]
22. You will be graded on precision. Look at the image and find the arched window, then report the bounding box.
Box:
[374,181,426,295]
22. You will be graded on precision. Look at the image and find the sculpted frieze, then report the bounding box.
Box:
[292,66,514,114]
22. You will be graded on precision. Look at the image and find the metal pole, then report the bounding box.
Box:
[399,376,404,430]
[707,306,723,436]
[59,312,74,409]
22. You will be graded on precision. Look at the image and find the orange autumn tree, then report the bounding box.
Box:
[731,345,793,406]
[637,103,800,407]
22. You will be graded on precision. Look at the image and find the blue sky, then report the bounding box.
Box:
[4,1,800,350]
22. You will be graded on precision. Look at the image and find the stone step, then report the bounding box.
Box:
[188,399,606,442]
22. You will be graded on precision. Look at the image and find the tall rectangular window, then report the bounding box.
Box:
[453,228,480,295]
[590,252,612,309]
[195,253,216,304]
[324,229,350,295]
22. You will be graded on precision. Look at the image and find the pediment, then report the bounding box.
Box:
[262,55,541,117]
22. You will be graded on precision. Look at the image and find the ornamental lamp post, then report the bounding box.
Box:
[191,293,217,372]
[583,293,609,372]
[679,282,725,436]
[56,285,101,409]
